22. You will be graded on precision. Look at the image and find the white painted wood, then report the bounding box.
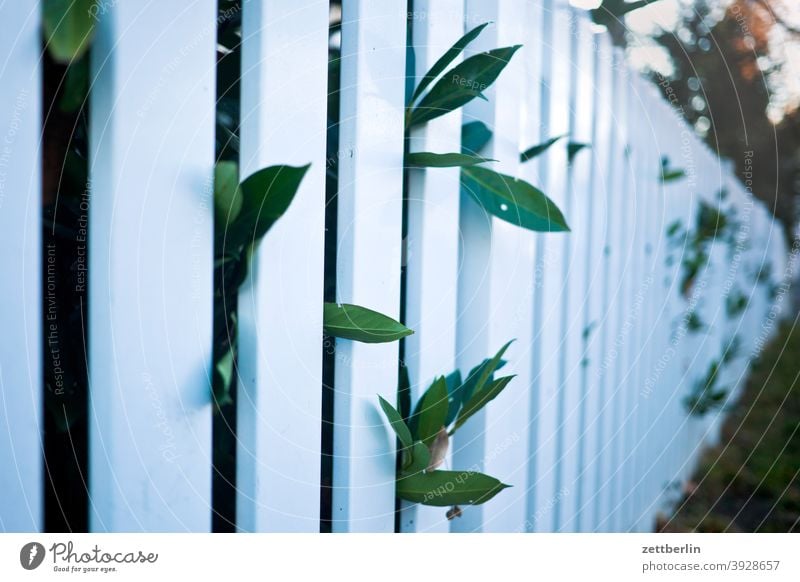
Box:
[558,11,594,532]
[595,48,627,532]
[528,0,572,533]
[520,0,548,534]
[578,30,613,533]
[331,0,406,533]
[236,0,328,533]
[607,53,638,532]
[88,0,217,531]
[401,0,464,534]
[618,74,646,531]
[632,80,662,531]
[0,0,42,532]
[453,0,533,534]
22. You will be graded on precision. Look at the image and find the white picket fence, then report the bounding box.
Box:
[0,0,789,533]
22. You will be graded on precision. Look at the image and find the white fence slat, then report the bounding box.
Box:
[578,30,613,533]
[529,0,572,533]
[558,11,595,532]
[453,0,533,534]
[623,75,652,531]
[520,0,546,534]
[331,0,406,533]
[88,1,217,531]
[633,83,663,531]
[401,0,464,534]
[606,51,635,532]
[595,48,626,531]
[0,0,42,532]
[236,0,328,533]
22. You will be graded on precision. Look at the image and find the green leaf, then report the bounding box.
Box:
[58,56,89,112]
[397,470,511,506]
[567,142,591,163]
[213,347,235,407]
[461,121,493,155]
[520,134,566,162]
[378,396,413,449]
[227,164,310,249]
[410,22,491,104]
[323,303,413,343]
[398,361,412,421]
[214,161,243,229]
[406,152,494,168]
[401,441,431,475]
[661,169,687,183]
[412,376,449,446]
[453,375,515,432]
[461,166,569,232]
[446,351,510,428]
[444,370,463,426]
[43,0,97,63]
[458,340,512,407]
[408,45,522,128]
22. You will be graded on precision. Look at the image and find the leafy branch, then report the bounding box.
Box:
[379,342,515,509]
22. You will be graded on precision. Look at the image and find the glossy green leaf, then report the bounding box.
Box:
[453,375,515,432]
[378,396,413,449]
[412,376,449,446]
[461,121,492,155]
[397,470,511,506]
[401,441,431,475]
[398,361,412,421]
[408,45,522,128]
[43,0,97,63]
[443,369,463,426]
[323,303,413,343]
[445,353,509,427]
[214,161,242,229]
[567,142,591,163]
[461,166,569,232]
[520,134,566,162]
[410,22,491,104]
[406,152,494,168]
[226,164,309,249]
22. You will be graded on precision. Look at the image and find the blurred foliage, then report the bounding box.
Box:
[651,0,799,235]
[661,321,800,532]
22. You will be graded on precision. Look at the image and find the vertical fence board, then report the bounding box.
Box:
[520,0,546,534]
[559,12,594,532]
[331,0,406,533]
[579,30,613,533]
[453,0,533,534]
[88,1,217,531]
[0,0,42,532]
[401,0,464,533]
[606,51,635,531]
[236,0,328,533]
[529,0,572,532]
[595,48,625,531]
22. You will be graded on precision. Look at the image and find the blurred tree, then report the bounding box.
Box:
[592,0,666,46]
[651,0,799,235]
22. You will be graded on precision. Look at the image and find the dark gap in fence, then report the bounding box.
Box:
[394,3,415,534]
[320,0,342,534]
[41,49,91,532]
[211,0,243,533]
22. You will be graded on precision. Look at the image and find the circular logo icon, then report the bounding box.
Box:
[19,542,45,570]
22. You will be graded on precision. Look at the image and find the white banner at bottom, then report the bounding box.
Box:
[0,533,797,580]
